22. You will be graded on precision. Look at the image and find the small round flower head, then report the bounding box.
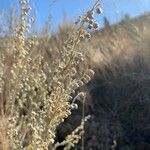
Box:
[29,17,34,23]
[22,6,31,14]
[96,7,102,14]
[84,17,90,23]
[93,22,99,29]
[85,33,91,39]
[87,69,95,77]
[79,35,84,41]
[89,19,94,25]
[77,80,84,86]
[87,11,94,20]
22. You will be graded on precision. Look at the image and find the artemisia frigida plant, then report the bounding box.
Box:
[0,0,102,149]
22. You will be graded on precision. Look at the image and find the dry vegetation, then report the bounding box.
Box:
[0,0,101,149]
[80,14,150,150]
[0,0,150,149]
[46,14,150,150]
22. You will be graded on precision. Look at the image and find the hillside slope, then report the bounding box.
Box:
[56,13,150,150]
[81,13,150,150]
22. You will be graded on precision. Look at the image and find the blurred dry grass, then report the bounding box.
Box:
[82,14,150,150]
[50,14,150,149]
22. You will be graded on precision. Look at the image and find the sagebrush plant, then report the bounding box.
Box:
[0,0,102,149]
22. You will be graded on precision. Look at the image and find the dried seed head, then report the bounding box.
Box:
[84,115,91,121]
[85,33,91,39]
[84,17,90,22]
[87,69,95,77]
[29,17,34,23]
[85,75,91,82]
[96,7,102,14]
[68,95,73,101]
[89,19,94,24]
[78,92,86,98]
[79,35,84,41]
[77,80,84,86]
[87,11,94,19]
[76,92,86,102]
[93,22,99,29]
[73,83,80,89]
[22,6,31,14]
[71,103,78,109]
[71,68,77,76]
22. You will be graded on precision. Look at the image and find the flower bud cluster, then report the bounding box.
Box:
[81,69,95,84]
[75,1,102,41]
[54,115,90,150]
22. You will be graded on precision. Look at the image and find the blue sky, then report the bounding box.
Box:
[1,0,150,31]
